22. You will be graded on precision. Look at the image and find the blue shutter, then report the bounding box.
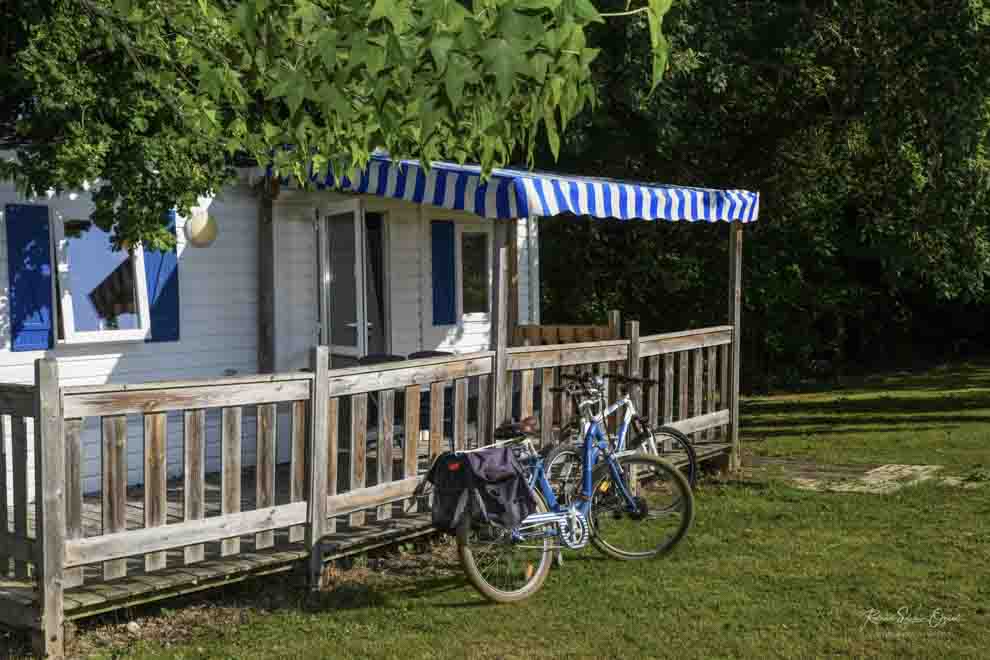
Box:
[144,211,180,343]
[431,220,456,325]
[5,204,54,351]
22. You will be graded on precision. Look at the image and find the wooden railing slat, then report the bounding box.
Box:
[647,357,660,428]
[476,375,490,449]
[667,409,731,436]
[638,326,734,357]
[289,400,307,543]
[327,356,493,398]
[692,349,704,437]
[402,388,418,478]
[678,352,689,422]
[325,476,421,519]
[520,369,534,421]
[506,342,629,371]
[102,415,127,580]
[184,409,206,564]
[64,379,311,418]
[453,379,467,451]
[663,354,674,425]
[706,346,717,442]
[377,391,395,521]
[255,403,277,548]
[719,343,729,440]
[326,398,339,534]
[63,417,84,587]
[65,501,308,568]
[143,413,168,573]
[540,367,554,448]
[11,416,29,579]
[349,394,368,527]
[429,382,444,463]
[221,407,242,557]
[0,416,8,576]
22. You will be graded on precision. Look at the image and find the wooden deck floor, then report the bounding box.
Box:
[0,441,729,628]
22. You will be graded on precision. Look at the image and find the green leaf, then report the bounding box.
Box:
[317,30,338,70]
[445,53,470,108]
[365,45,386,76]
[544,106,560,160]
[646,0,673,90]
[481,39,524,98]
[573,0,603,24]
[429,35,455,70]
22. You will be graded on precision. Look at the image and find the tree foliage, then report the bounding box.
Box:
[539,0,990,387]
[0,0,672,250]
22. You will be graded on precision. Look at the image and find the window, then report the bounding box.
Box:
[4,203,180,352]
[461,232,488,314]
[431,221,492,326]
[53,217,151,343]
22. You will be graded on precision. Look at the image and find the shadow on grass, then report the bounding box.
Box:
[744,391,990,417]
[744,425,957,440]
[757,360,990,396]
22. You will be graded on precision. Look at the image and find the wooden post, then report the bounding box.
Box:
[491,221,511,426]
[306,346,330,589]
[507,219,519,347]
[728,224,743,470]
[34,358,65,658]
[625,321,642,412]
[258,190,277,373]
[608,310,621,339]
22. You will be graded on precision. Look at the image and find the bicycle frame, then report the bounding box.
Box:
[568,388,659,457]
[525,412,639,522]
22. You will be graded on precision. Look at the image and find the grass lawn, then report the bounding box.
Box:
[12,362,990,659]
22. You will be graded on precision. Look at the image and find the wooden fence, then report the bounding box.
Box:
[1,324,738,657]
[504,323,733,448]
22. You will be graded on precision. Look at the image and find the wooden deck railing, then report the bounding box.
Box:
[318,350,495,537]
[503,323,733,447]
[2,327,738,656]
[60,372,316,583]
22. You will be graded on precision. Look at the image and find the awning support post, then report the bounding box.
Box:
[727,224,743,470]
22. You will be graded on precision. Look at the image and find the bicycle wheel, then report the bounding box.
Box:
[457,492,555,603]
[543,442,584,508]
[631,420,698,489]
[589,454,693,560]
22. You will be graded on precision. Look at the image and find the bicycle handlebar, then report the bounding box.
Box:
[559,372,658,387]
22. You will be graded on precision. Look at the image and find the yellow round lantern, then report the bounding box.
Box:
[184,208,218,247]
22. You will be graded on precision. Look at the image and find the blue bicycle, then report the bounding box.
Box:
[455,385,694,603]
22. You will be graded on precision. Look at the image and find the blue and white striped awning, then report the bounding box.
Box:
[278,154,759,223]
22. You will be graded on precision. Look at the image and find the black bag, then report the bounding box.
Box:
[422,446,538,534]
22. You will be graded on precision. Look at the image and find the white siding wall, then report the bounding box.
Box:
[385,205,423,356]
[1,183,260,498]
[274,200,318,372]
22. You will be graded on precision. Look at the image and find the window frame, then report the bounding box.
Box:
[455,223,492,324]
[50,209,152,345]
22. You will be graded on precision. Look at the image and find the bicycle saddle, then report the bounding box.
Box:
[493,416,539,439]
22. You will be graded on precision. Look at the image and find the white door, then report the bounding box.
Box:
[320,200,367,359]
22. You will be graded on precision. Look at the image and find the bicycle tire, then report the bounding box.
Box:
[457,491,554,603]
[589,454,694,561]
[632,420,698,489]
[543,442,584,508]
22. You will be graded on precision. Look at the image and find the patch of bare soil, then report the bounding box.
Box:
[742,455,988,493]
